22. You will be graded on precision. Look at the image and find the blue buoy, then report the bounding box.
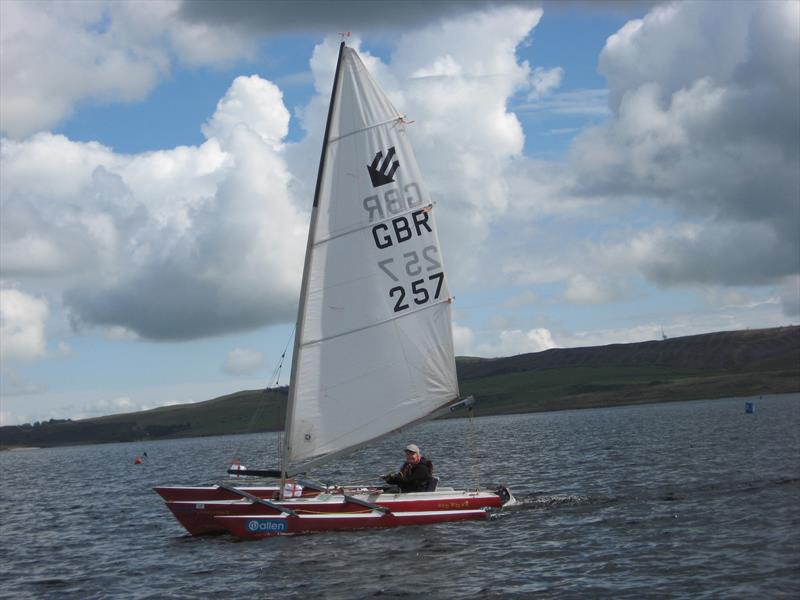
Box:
[745,401,755,414]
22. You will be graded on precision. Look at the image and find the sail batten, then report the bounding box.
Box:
[327,116,405,144]
[299,297,454,348]
[284,45,459,471]
[287,393,464,477]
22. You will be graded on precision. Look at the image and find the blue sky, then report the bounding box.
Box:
[1,0,798,425]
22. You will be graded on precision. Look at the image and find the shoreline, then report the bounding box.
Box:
[2,390,796,452]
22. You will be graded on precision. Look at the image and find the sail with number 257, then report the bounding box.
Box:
[282,43,461,475]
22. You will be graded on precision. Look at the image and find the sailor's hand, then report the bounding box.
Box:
[381,472,396,481]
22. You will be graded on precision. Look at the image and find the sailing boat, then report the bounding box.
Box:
[154,42,514,538]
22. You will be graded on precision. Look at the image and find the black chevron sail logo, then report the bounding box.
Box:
[367,146,399,187]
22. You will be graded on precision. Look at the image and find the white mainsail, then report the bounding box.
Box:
[283,44,459,474]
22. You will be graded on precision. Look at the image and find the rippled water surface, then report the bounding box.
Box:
[1,394,798,599]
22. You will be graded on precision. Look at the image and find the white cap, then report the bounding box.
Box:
[404,443,420,454]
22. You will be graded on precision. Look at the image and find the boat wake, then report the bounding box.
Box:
[509,492,618,510]
[500,477,800,514]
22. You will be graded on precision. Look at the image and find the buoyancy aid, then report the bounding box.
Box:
[400,456,433,477]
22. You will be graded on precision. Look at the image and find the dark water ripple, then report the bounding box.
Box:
[1,393,798,599]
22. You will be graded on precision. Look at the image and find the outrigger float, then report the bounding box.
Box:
[154,42,514,538]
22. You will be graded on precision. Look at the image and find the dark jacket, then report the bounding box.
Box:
[385,456,433,493]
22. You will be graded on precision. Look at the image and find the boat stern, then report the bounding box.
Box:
[495,486,517,507]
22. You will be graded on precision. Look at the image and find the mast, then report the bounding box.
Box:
[280,41,346,496]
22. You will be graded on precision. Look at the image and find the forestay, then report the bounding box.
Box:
[284,45,459,473]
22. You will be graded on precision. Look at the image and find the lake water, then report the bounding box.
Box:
[1,393,798,599]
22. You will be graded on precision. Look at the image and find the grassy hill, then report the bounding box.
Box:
[2,326,797,448]
[457,326,799,415]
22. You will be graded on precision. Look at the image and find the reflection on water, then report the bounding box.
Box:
[1,393,798,599]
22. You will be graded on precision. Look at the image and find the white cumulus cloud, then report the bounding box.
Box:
[0,288,49,360]
[202,76,290,146]
[527,66,564,100]
[570,0,800,290]
[2,76,307,341]
[0,0,258,138]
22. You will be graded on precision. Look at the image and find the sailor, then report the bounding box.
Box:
[381,443,433,493]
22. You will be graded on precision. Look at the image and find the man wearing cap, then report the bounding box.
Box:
[381,444,433,493]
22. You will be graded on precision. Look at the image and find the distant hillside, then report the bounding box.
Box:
[2,326,797,448]
[0,388,287,449]
[457,326,799,378]
[457,326,800,415]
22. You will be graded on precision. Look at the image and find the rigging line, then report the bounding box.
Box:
[270,325,296,388]
[273,325,296,465]
[227,326,296,470]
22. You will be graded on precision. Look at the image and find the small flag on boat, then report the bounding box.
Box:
[283,481,303,498]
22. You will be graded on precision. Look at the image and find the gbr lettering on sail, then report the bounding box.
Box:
[363,181,445,314]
